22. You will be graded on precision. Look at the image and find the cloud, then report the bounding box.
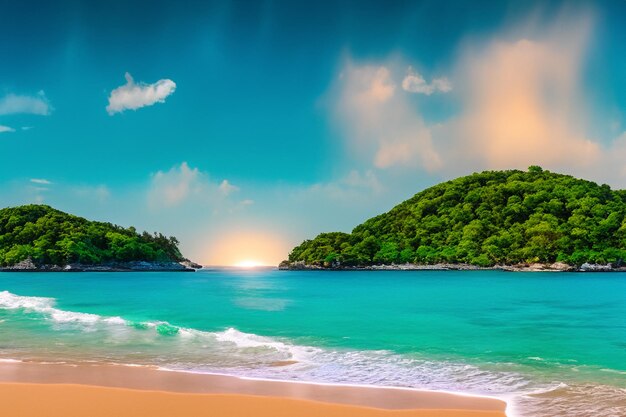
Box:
[106,72,176,115]
[299,169,383,204]
[601,132,626,181]
[402,68,452,95]
[219,180,239,196]
[0,125,15,133]
[30,178,52,185]
[329,11,626,188]
[148,162,240,208]
[433,15,602,176]
[149,162,200,206]
[0,91,51,115]
[333,63,442,171]
[343,169,382,191]
[72,185,111,203]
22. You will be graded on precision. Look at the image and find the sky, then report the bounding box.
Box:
[1,0,625,265]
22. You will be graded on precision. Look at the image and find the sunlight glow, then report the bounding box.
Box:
[234,260,264,268]
[203,230,289,267]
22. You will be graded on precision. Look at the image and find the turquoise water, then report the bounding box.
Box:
[1,269,625,416]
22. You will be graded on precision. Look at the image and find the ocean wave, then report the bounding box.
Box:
[515,382,626,417]
[1,290,624,417]
[0,291,532,393]
[0,290,315,365]
[0,291,124,325]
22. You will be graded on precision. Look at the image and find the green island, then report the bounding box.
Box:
[0,204,199,271]
[282,166,626,271]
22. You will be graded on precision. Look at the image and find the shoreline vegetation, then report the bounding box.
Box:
[0,205,201,272]
[282,167,626,272]
[0,361,507,417]
[279,260,624,272]
[0,259,201,272]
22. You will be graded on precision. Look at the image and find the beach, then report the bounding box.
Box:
[1,269,625,416]
[0,361,507,417]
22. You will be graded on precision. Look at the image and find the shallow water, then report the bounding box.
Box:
[0,269,624,416]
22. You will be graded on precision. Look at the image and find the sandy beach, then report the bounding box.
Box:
[0,361,507,417]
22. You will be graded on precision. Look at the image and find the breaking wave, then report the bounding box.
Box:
[1,290,624,417]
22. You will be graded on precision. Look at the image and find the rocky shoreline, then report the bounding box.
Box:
[0,258,203,272]
[278,260,626,272]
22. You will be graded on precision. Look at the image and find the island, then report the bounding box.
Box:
[281,166,626,272]
[0,205,201,272]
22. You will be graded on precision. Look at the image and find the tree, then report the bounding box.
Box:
[0,205,186,266]
[287,167,626,267]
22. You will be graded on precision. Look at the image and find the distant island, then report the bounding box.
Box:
[0,205,201,272]
[281,166,626,272]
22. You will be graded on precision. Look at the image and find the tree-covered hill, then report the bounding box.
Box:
[0,205,185,267]
[286,167,626,267]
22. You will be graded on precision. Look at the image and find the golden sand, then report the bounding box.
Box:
[0,383,507,417]
[0,362,508,417]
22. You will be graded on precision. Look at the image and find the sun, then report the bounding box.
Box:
[234,260,264,268]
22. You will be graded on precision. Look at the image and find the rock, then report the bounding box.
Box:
[0,260,197,272]
[179,260,203,270]
[3,257,38,270]
[278,261,324,270]
[274,260,624,273]
[578,263,613,272]
[549,262,575,271]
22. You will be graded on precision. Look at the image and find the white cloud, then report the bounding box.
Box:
[30,178,52,185]
[435,15,601,176]
[107,72,176,115]
[0,125,15,133]
[0,91,51,115]
[148,162,241,209]
[219,180,239,196]
[402,68,452,95]
[329,12,626,188]
[333,62,441,171]
[149,162,200,206]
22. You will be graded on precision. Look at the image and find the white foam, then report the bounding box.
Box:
[520,382,569,396]
[2,290,623,416]
[50,310,101,324]
[0,290,126,326]
[0,290,55,311]
[0,358,22,363]
[103,316,127,325]
[0,291,540,395]
[0,292,314,363]
[155,365,508,402]
[212,327,320,362]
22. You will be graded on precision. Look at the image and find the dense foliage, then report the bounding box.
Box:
[288,167,626,267]
[0,205,184,266]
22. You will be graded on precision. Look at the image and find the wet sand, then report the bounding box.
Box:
[0,361,508,416]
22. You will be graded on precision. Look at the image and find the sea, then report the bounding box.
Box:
[0,268,624,416]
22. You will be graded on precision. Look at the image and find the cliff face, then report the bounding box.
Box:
[283,167,626,269]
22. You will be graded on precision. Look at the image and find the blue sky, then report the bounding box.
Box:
[1,0,625,265]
